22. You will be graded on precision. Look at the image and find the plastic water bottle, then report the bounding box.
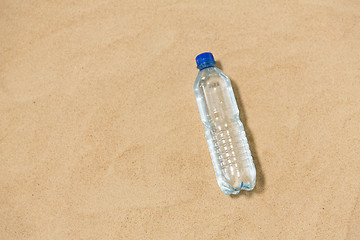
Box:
[194,52,256,195]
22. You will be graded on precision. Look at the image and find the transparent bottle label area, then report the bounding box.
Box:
[194,67,256,195]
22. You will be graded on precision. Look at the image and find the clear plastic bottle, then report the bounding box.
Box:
[194,52,256,195]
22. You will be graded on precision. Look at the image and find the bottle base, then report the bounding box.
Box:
[221,182,255,195]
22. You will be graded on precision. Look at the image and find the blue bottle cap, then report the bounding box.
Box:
[196,52,216,70]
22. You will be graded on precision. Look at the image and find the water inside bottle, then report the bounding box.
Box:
[195,67,256,194]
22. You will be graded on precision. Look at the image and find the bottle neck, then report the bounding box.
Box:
[197,62,216,71]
